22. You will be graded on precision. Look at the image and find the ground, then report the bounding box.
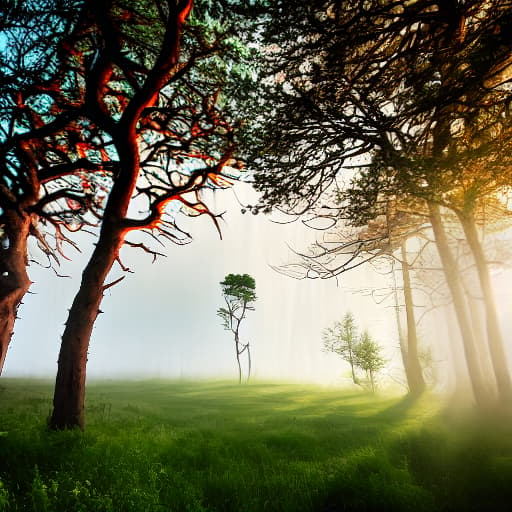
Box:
[0,379,511,511]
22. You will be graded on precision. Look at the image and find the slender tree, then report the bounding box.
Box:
[217,273,256,383]
[399,239,427,396]
[322,312,360,385]
[354,330,386,393]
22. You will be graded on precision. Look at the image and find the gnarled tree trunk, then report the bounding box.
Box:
[50,121,143,430]
[0,212,32,375]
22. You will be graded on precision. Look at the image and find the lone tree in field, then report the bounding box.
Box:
[217,273,256,383]
[322,312,360,386]
[354,330,386,393]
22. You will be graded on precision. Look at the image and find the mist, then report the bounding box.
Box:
[4,185,398,385]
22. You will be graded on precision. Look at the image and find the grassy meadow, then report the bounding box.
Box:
[0,379,512,511]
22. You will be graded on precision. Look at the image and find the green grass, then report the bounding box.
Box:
[1,379,511,511]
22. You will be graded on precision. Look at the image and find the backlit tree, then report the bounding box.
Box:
[249,0,512,407]
[45,0,249,430]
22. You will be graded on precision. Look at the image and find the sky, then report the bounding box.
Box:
[3,184,400,386]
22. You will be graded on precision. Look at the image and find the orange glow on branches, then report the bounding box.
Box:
[178,0,193,25]
[208,173,233,188]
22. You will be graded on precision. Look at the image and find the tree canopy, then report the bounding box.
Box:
[219,273,257,305]
[249,0,512,216]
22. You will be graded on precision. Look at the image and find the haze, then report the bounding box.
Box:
[4,185,398,385]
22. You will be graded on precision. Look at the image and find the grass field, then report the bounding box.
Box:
[0,379,511,511]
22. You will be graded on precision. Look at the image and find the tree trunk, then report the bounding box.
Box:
[235,333,242,384]
[400,240,427,396]
[391,257,411,391]
[0,212,33,375]
[246,343,251,382]
[444,306,471,395]
[50,129,140,430]
[462,277,495,394]
[348,351,358,385]
[428,202,488,407]
[457,209,512,403]
[50,221,124,429]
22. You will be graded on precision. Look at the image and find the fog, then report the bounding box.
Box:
[3,185,400,385]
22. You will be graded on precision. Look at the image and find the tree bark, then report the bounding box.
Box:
[400,240,427,396]
[50,219,124,429]
[50,123,140,430]
[457,209,512,404]
[428,202,489,407]
[0,212,33,375]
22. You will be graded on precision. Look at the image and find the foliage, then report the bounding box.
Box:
[218,273,257,330]
[322,312,360,385]
[354,330,387,392]
[249,0,512,218]
[323,313,385,390]
[0,0,256,266]
[2,379,512,511]
[219,273,256,308]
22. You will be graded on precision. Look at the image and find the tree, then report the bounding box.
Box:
[48,0,249,430]
[249,0,512,407]
[277,201,428,395]
[0,0,88,375]
[354,330,386,393]
[217,273,256,383]
[322,312,360,385]
[398,237,427,396]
